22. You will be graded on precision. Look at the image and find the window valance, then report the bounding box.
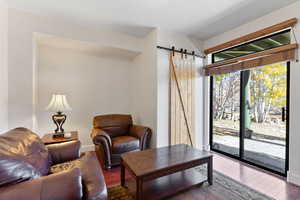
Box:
[203,18,298,76]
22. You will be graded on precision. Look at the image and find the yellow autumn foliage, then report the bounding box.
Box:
[253,62,287,107]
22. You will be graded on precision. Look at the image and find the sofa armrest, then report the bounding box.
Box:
[0,168,82,200]
[46,140,81,165]
[129,125,152,150]
[80,151,108,200]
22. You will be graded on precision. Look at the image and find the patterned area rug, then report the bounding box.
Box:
[108,186,134,200]
[108,167,274,200]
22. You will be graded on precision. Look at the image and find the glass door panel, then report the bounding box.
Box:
[243,63,287,174]
[212,72,240,157]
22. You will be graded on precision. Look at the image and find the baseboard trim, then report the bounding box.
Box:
[287,170,300,186]
[81,144,94,153]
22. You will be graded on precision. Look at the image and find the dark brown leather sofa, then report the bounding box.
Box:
[91,114,152,169]
[0,127,107,200]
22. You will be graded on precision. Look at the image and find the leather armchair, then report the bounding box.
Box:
[0,128,107,200]
[91,114,152,169]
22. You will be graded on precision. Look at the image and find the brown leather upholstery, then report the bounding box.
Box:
[0,168,83,200]
[80,152,108,200]
[0,128,108,200]
[91,114,152,169]
[47,140,81,165]
[112,136,139,154]
[0,127,50,186]
[93,114,132,138]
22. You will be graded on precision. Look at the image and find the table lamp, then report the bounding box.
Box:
[46,94,72,138]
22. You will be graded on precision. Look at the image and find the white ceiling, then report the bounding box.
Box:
[7,0,300,40]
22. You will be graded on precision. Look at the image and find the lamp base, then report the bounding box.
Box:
[52,112,67,134]
[53,132,65,138]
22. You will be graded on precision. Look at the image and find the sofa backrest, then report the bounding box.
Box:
[93,114,132,138]
[0,127,51,186]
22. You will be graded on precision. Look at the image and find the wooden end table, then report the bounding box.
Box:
[121,144,213,200]
[42,131,78,145]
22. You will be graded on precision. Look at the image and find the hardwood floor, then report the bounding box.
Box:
[102,152,300,200]
[212,153,300,200]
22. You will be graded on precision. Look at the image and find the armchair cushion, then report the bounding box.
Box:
[46,140,81,165]
[0,168,82,200]
[112,136,139,154]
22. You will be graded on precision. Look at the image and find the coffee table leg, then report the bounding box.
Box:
[208,157,213,185]
[136,178,143,200]
[121,160,125,187]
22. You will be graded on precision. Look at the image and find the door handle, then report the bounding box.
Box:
[282,107,285,122]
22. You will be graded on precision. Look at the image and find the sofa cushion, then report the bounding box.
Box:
[51,152,108,200]
[0,168,83,200]
[0,156,41,187]
[112,136,139,154]
[50,159,81,174]
[0,128,51,186]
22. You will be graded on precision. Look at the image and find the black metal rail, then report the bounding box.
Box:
[157,45,206,58]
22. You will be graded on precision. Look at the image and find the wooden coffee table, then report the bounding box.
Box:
[120,144,213,200]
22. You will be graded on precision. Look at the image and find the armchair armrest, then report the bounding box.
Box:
[91,128,112,169]
[46,140,81,165]
[129,125,152,150]
[91,128,112,147]
[0,168,82,200]
[91,128,112,150]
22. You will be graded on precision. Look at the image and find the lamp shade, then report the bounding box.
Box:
[46,94,72,112]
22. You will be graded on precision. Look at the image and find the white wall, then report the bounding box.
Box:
[5,8,205,152]
[0,3,8,133]
[130,30,158,147]
[156,30,204,148]
[7,8,143,131]
[203,1,300,185]
[6,8,161,150]
[37,45,132,148]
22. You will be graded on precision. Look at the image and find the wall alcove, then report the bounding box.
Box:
[33,33,143,149]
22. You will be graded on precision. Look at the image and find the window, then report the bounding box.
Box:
[214,30,291,62]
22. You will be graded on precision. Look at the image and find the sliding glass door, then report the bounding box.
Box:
[211,72,240,157]
[210,62,289,175]
[243,63,288,174]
